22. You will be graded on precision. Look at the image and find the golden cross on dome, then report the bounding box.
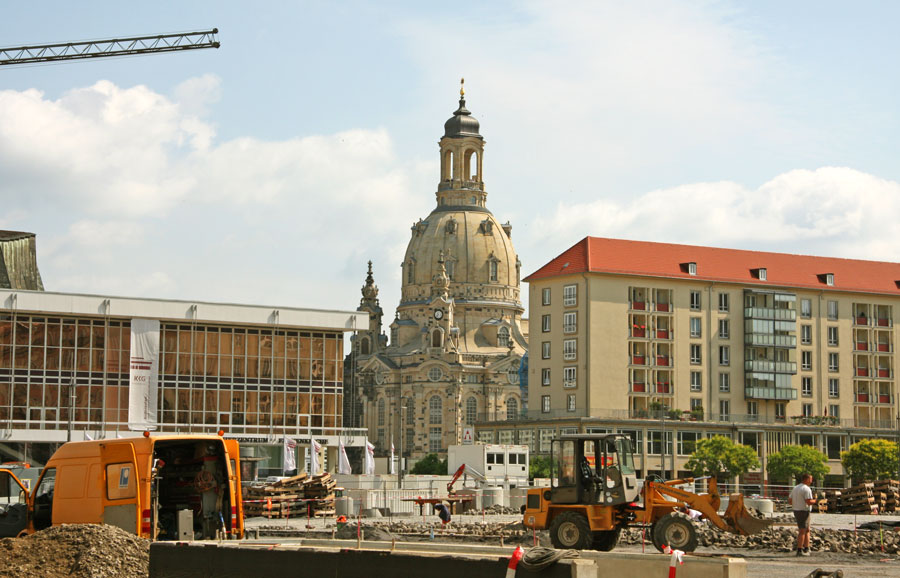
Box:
[460,77,465,96]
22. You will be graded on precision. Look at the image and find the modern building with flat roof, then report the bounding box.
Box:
[476,237,900,488]
[1,288,367,475]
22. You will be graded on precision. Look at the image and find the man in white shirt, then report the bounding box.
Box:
[790,473,816,556]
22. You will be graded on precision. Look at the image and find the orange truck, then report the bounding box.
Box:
[0,434,243,540]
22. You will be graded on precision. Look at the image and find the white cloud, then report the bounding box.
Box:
[529,167,900,264]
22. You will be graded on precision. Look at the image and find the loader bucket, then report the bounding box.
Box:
[724,493,774,535]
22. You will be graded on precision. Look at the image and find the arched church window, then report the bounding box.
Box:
[489,260,498,282]
[407,260,415,284]
[465,149,478,180]
[428,366,443,381]
[498,327,510,348]
[406,398,415,424]
[466,396,478,425]
[429,395,442,424]
[443,150,454,180]
[446,259,455,280]
[507,364,520,385]
[431,328,443,348]
[360,336,370,355]
[377,398,385,426]
[506,397,519,421]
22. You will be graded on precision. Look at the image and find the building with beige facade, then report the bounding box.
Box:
[476,237,900,488]
[350,89,528,461]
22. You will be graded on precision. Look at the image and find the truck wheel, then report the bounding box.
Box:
[592,528,622,551]
[653,513,698,553]
[549,511,593,550]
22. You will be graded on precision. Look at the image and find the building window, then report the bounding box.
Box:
[828,352,839,372]
[719,400,730,421]
[477,430,494,444]
[563,285,577,306]
[775,402,786,420]
[802,403,813,417]
[648,431,673,455]
[564,367,577,388]
[567,394,576,412]
[690,317,701,338]
[498,326,511,348]
[506,398,518,420]
[828,378,839,398]
[747,401,758,418]
[719,372,730,393]
[429,395,442,424]
[678,431,700,455]
[563,312,577,333]
[690,398,703,413]
[542,288,551,306]
[377,398,385,426]
[800,325,812,345]
[542,315,550,332]
[541,342,550,359]
[406,428,414,453]
[541,368,551,386]
[407,261,415,284]
[428,366,443,381]
[507,365,520,384]
[563,339,576,360]
[829,404,840,419]
[489,260,498,282]
[690,291,701,311]
[466,397,477,424]
[541,396,550,413]
[690,371,702,392]
[801,376,812,397]
[690,344,701,365]
[718,293,729,312]
[406,398,415,424]
[718,319,729,339]
[429,427,442,452]
[445,259,455,280]
[801,350,812,371]
[827,326,839,346]
[719,346,730,366]
[539,428,554,451]
[687,262,697,275]
[827,300,838,321]
[800,298,812,318]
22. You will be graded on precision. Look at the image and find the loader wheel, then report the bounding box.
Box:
[653,513,698,553]
[549,511,593,550]
[592,528,622,551]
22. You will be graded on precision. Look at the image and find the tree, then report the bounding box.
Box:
[529,455,553,479]
[410,453,448,475]
[766,445,829,483]
[685,435,759,479]
[841,439,899,481]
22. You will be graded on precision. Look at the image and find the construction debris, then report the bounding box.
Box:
[244,472,338,518]
[0,524,149,578]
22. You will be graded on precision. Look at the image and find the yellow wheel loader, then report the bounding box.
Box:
[522,434,773,552]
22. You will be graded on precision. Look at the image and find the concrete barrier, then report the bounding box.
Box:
[150,540,746,578]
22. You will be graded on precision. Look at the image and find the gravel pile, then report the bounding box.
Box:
[463,504,520,515]
[0,524,149,578]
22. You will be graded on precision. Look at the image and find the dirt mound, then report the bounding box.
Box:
[335,523,396,542]
[0,524,149,578]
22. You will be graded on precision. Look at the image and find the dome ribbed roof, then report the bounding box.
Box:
[443,98,481,138]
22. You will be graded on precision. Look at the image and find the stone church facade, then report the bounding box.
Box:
[348,88,528,459]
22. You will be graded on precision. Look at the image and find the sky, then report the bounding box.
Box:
[2,1,899,318]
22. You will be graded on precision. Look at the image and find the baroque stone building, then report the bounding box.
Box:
[349,88,528,459]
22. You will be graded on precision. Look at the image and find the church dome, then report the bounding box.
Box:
[443,97,481,139]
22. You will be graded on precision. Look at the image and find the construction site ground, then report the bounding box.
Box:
[245,512,900,577]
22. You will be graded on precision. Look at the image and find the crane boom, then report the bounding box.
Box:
[0,29,219,67]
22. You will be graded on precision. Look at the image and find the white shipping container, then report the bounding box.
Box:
[447,444,529,488]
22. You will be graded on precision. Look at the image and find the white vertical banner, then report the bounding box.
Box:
[283,436,297,473]
[310,436,322,476]
[338,441,352,474]
[364,439,375,475]
[128,318,160,430]
[390,441,396,475]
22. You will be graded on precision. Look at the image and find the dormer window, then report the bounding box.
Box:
[752,268,767,281]
[480,219,493,235]
[681,262,697,276]
[818,273,835,286]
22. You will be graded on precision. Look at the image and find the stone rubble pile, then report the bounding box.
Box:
[463,504,520,515]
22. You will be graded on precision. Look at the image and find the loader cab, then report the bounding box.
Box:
[550,434,639,506]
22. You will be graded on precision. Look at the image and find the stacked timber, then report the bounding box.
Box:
[824,489,842,513]
[815,492,828,513]
[841,482,877,514]
[873,479,899,513]
[244,473,337,518]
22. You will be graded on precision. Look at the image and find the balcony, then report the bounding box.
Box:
[656,329,672,339]
[744,307,797,321]
[877,318,892,327]
[631,327,646,338]
[744,386,798,400]
[655,303,670,312]
[855,316,869,326]
[631,382,647,393]
[856,368,870,377]
[877,343,892,352]
[744,360,797,373]
[744,334,797,348]
[855,342,869,351]
[877,394,893,405]
[655,383,671,394]
[631,301,646,311]
[631,355,646,365]
[877,369,893,379]
[655,355,671,367]
[856,393,870,403]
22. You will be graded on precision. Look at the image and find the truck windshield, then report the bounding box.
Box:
[616,439,635,475]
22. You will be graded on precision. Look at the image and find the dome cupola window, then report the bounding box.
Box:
[480,219,493,235]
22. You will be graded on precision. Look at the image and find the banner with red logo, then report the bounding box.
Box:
[128,318,160,430]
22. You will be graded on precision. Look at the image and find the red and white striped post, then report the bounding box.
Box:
[661,545,684,578]
[505,546,524,578]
